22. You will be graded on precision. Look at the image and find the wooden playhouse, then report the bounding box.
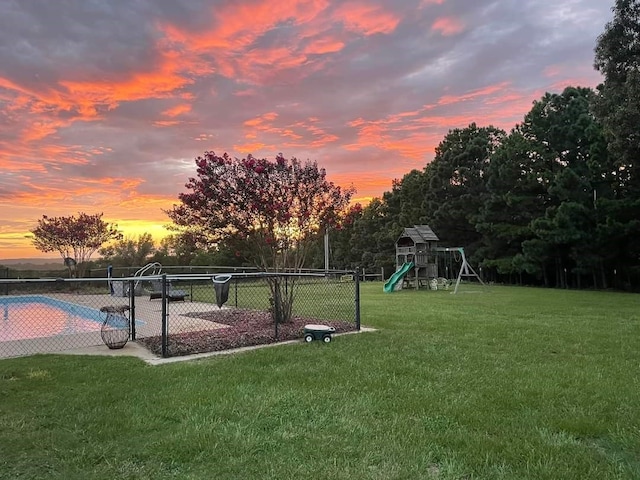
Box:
[395,225,439,289]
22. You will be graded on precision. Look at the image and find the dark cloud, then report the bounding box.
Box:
[0,0,612,256]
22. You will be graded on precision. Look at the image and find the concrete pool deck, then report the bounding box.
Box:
[0,293,229,360]
[1,292,373,363]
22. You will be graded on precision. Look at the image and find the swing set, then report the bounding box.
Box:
[436,247,486,294]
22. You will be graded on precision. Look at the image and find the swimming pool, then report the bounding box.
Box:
[0,295,110,342]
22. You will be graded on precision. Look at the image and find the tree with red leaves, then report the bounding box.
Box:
[168,152,354,322]
[31,212,122,277]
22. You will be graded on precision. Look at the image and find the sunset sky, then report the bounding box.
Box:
[0,0,612,259]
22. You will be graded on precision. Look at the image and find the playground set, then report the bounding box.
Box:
[383,225,484,294]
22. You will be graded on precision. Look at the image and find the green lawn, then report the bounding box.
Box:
[1,285,638,479]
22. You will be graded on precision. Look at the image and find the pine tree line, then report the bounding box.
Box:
[327,1,640,290]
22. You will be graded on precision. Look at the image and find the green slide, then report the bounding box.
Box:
[383,262,414,293]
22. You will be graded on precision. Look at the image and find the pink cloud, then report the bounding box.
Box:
[0,0,612,258]
[436,82,511,106]
[543,65,563,78]
[332,2,401,35]
[303,36,346,55]
[431,16,465,36]
[157,0,399,85]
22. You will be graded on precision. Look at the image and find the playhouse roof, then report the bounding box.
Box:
[400,225,439,243]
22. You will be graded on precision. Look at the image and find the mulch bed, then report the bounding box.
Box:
[137,308,357,357]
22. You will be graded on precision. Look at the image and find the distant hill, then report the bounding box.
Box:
[0,258,65,270]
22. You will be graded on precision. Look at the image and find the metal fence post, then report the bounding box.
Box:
[355,269,361,331]
[161,273,168,357]
[234,274,238,308]
[273,277,280,340]
[129,279,136,341]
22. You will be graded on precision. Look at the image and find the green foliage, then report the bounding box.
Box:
[476,87,609,286]
[383,169,429,230]
[424,123,506,254]
[169,153,354,322]
[327,3,640,290]
[30,212,122,277]
[593,0,640,281]
[149,232,200,266]
[333,78,640,288]
[165,6,640,291]
[99,233,156,267]
[476,131,544,274]
[330,199,395,272]
[189,243,244,267]
[168,153,354,273]
[594,0,640,197]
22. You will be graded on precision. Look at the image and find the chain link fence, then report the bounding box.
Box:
[0,271,360,359]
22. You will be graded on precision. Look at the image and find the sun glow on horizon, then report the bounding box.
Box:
[0,0,609,259]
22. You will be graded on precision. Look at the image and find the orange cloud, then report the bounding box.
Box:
[163,104,191,117]
[234,88,259,97]
[0,77,77,114]
[431,17,465,36]
[0,173,179,247]
[241,112,339,150]
[234,142,273,153]
[0,77,101,151]
[346,116,441,160]
[436,82,510,106]
[303,36,346,55]
[0,158,45,173]
[0,141,95,176]
[344,82,541,161]
[194,133,214,142]
[244,112,279,128]
[0,44,197,152]
[160,0,329,52]
[332,2,401,35]
[2,176,142,208]
[157,0,399,85]
[60,51,194,109]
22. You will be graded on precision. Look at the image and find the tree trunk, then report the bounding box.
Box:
[599,261,607,289]
[269,277,295,324]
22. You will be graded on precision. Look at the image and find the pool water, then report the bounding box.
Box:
[0,296,106,342]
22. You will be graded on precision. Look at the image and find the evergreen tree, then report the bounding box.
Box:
[424,123,505,255]
[593,0,640,288]
[476,131,546,283]
[382,169,429,233]
[594,0,640,198]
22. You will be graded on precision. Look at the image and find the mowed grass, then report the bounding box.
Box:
[0,284,638,479]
